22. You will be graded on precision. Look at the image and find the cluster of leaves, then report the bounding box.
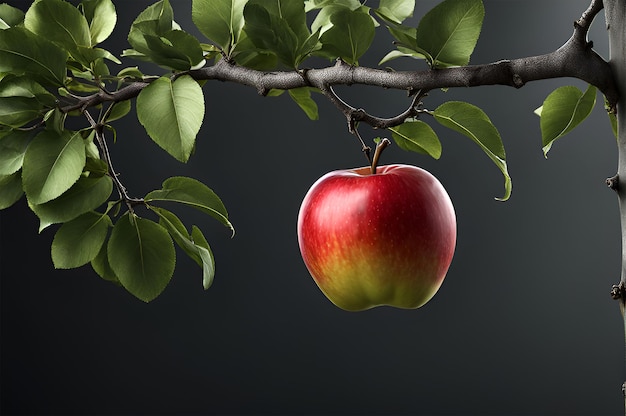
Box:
[0,0,232,302]
[0,0,614,302]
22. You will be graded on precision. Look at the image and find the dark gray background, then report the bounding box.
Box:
[1,0,623,414]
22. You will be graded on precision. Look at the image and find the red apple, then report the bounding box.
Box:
[297,161,456,311]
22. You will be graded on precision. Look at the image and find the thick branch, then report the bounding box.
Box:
[61,0,618,128]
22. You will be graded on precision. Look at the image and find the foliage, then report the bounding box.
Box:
[0,0,610,302]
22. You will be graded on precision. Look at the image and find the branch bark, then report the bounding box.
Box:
[604,0,626,411]
[63,0,618,131]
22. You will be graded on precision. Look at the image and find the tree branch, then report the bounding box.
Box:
[83,110,144,211]
[61,0,618,128]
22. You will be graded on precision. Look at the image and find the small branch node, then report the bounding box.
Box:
[611,282,626,300]
[512,73,525,88]
[606,174,619,192]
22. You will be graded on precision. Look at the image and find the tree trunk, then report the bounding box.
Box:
[604,0,626,411]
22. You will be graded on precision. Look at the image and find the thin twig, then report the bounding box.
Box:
[83,110,144,212]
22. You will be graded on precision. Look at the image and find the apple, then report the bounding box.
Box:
[297,141,456,311]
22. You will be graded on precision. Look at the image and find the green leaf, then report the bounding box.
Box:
[30,175,113,232]
[0,76,56,107]
[433,101,511,201]
[288,87,319,120]
[310,2,361,35]
[136,75,204,162]
[192,0,246,55]
[51,211,112,269]
[0,76,56,127]
[22,130,86,205]
[0,27,68,86]
[145,176,233,234]
[126,3,205,70]
[105,100,131,123]
[416,0,484,68]
[390,121,441,159]
[152,207,216,290]
[91,242,119,283]
[108,213,175,302]
[126,0,205,72]
[25,0,92,51]
[376,0,415,24]
[318,7,375,65]
[191,226,215,289]
[0,97,43,128]
[73,46,121,67]
[0,4,25,29]
[44,108,67,135]
[79,0,117,45]
[242,1,312,68]
[141,30,205,70]
[305,0,361,12]
[232,44,278,70]
[0,171,23,209]
[380,23,430,64]
[130,0,174,36]
[0,130,33,175]
[538,85,597,156]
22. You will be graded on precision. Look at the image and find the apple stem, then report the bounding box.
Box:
[371,138,391,174]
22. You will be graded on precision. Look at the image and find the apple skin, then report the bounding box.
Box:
[297,164,456,311]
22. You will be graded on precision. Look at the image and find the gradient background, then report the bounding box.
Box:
[1,1,623,414]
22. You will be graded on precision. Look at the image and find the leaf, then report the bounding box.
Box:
[107,213,175,302]
[51,211,112,269]
[0,130,33,175]
[288,87,319,120]
[0,76,56,107]
[380,25,430,64]
[0,76,56,127]
[136,75,204,162]
[0,97,43,128]
[79,0,117,45]
[22,130,86,205]
[390,121,441,159]
[91,242,119,283]
[416,0,484,68]
[305,0,361,12]
[122,0,194,70]
[145,176,233,234]
[433,101,511,201]
[318,7,375,65]
[0,27,68,86]
[191,226,215,289]
[0,4,25,29]
[24,0,92,51]
[152,207,216,290]
[73,46,121,67]
[376,0,415,24]
[105,100,131,123]
[126,3,205,72]
[130,0,174,37]
[538,85,597,156]
[192,0,246,55]
[310,2,362,35]
[0,171,23,209]
[142,30,205,70]
[30,175,113,232]
[242,1,311,68]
